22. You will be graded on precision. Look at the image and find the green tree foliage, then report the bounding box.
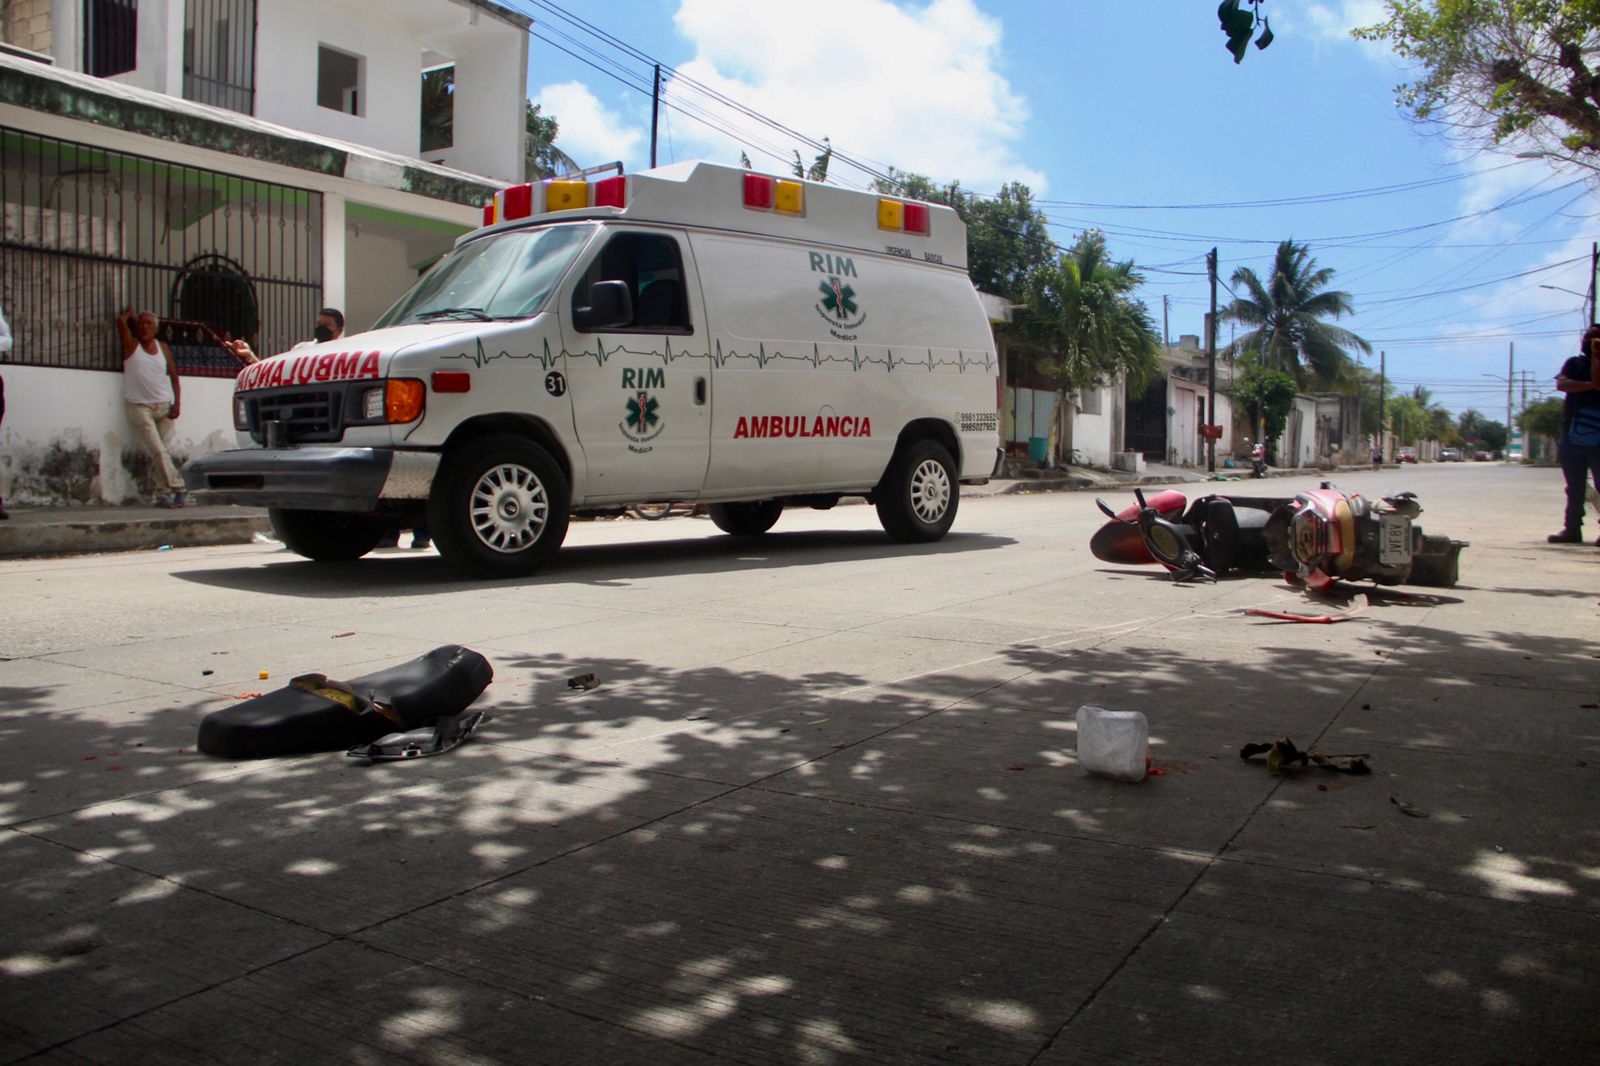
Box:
[1220,239,1373,387]
[792,138,833,182]
[421,67,454,154]
[1218,0,1275,63]
[871,168,1054,300]
[1354,365,1392,436]
[1519,396,1566,440]
[525,103,581,181]
[1233,357,1299,447]
[1354,1,1600,171]
[1016,230,1163,394]
[1409,384,1456,440]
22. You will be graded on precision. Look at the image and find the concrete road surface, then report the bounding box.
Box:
[1,463,1595,1064]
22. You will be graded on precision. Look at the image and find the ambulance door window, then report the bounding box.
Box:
[571,232,692,334]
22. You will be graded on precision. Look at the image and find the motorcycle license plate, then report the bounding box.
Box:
[1378,514,1412,565]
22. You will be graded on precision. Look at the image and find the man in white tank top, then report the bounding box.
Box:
[116,308,186,508]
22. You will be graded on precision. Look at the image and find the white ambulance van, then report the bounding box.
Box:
[185,161,1002,578]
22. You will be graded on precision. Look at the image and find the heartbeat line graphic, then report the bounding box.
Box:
[440,335,995,375]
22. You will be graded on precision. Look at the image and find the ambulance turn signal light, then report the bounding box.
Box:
[385,379,426,423]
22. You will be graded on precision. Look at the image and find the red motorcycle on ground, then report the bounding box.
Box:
[1090,483,1466,589]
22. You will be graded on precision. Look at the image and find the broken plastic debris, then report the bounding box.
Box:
[567,672,600,691]
[347,709,489,761]
[1241,737,1370,775]
[1390,795,1430,818]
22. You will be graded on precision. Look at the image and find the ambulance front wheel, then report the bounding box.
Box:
[428,435,571,579]
[269,508,388,561]
[707,499,783,536]
[876,439,958,543]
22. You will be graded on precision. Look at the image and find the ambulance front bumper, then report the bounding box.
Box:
[184,447,439,512]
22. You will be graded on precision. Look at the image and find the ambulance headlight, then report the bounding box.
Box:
[361,386,385,420]
[233,396,248,430]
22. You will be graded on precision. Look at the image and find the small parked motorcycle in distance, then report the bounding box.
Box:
[1244,438,1268,478]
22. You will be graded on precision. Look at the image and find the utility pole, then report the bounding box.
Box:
[1591,241,1597,326]
[650,65,661,168]
[1378,350,1385,459]
[1506,342,1515,460]
[1205,248,1218,473]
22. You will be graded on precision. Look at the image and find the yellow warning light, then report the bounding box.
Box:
[545,180,588,211]
[774,179,804,214]
[877,198,904,231]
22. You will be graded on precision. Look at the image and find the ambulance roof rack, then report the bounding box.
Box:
[467,160,969,272]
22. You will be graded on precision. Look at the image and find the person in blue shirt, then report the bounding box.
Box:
[1549,323,1600,544]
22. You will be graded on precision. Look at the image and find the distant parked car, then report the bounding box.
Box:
[1439,447,1462,462]
[1398,446,1419,463]
[1473,449,1496,461]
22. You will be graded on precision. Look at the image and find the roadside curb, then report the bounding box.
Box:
[0,505,271,559]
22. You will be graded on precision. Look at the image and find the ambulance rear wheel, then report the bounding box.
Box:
[269,508,387,561]
[428,435,570,579]
[707,499,783,536]
[876,439,958,543]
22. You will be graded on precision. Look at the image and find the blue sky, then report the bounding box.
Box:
[511,0,1600,421]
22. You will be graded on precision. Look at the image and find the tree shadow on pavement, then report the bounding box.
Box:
[1,612,1596,1063]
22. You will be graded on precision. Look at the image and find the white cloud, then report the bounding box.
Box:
[1303,1,1389,43]
[660,0,1043,193]
[532,81,644,169]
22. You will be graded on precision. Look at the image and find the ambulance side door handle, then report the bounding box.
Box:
[695,376,707,405]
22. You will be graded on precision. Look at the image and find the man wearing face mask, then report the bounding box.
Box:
[224,307,344,364]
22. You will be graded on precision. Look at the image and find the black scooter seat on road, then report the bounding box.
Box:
[198,645,494,758]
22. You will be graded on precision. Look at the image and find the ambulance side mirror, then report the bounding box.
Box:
[573,280,633,332]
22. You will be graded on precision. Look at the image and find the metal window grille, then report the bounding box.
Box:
[83,0,138,78]
[183,0,257,116]
[0,127,323,377]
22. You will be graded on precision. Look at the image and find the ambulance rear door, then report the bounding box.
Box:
[558,227,712,502]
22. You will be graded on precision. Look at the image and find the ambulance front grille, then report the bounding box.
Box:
[247,387,349,444]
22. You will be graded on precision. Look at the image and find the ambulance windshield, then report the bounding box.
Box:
[375,224,592,328]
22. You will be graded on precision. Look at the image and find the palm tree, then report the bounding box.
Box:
[1018,230,1163,463]
[1019,230,1162,393]
[525,103,581,180]
[1220,239,1372,386]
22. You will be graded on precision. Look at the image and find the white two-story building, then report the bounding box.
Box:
[0,0,529,503]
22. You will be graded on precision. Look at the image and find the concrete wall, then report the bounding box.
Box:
[0,364,238,505]
[255,0,527,183]
[343,227,425,332]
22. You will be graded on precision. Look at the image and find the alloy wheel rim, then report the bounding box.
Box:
[909,458,951,523]
[469,462,549,553]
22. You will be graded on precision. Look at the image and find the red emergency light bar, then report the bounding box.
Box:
[742,173,804,215]
[481,175,629,226]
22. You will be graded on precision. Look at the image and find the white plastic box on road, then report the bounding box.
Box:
[1075,705,1148,782]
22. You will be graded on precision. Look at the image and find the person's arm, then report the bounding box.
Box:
[223,338,258,364]
[161,341,181,419]
[116,308,137,360]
